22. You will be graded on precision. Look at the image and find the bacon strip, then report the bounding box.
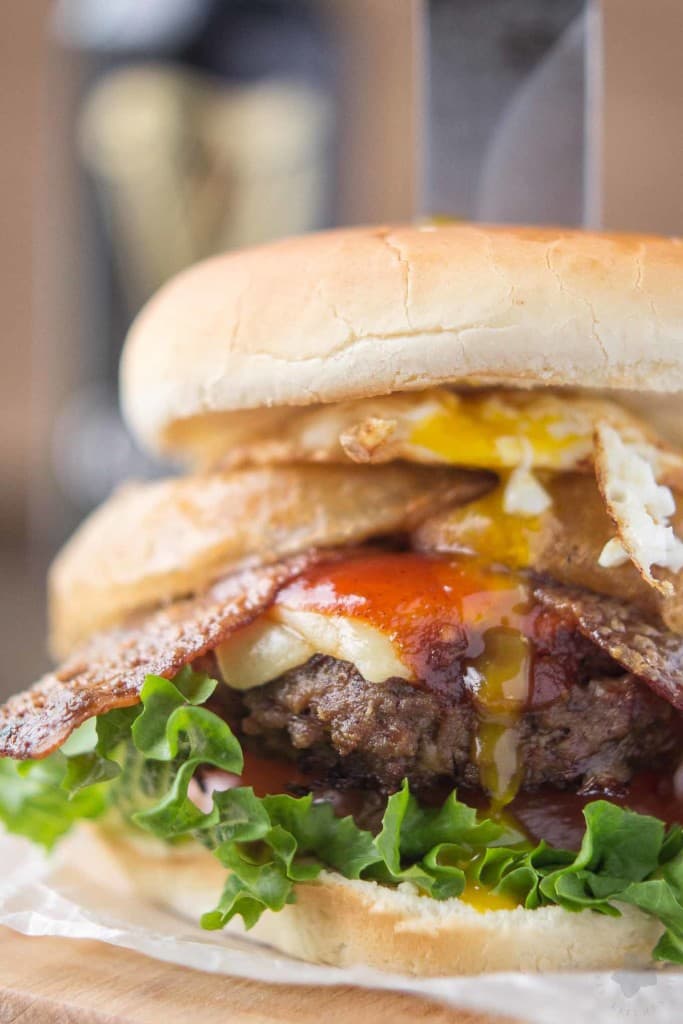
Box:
[534,580,683,711]
[6,550,683,763]
[0,555,324,761]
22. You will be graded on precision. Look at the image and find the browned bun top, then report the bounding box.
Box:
[120,223,683,459]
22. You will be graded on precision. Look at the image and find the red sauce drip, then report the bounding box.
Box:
[275,552,542,696]
[201,755,683,853]
[197,751,311,804]
[239,750,311,797]
[504,774,683,849]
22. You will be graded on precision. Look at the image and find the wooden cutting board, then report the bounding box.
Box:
[0,927,518,1024]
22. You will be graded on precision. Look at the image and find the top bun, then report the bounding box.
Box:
[121,223,683,459]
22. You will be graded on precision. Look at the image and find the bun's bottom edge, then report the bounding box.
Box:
[81,823,663,976]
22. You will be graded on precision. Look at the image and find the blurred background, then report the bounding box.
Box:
[0,0,681,697]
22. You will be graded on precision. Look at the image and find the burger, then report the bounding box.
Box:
[2,223,683,975]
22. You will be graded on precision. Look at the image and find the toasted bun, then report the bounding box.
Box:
[89,826,663,976]
[121,224,683,459]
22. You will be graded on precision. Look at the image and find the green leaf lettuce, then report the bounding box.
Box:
[1,669,683,964]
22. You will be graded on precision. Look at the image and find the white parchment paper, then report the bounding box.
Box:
[1,832,681,1023]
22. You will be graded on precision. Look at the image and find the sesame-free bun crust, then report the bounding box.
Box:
[121,224,683,458]
[91,826,663,976]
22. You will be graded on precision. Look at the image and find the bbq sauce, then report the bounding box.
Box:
[198,750,312,801]
[275,553,536,688]
[230,753,683,851]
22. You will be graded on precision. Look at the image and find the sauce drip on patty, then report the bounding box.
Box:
[275,552,538,689]
[198,753,683,854]
[275,553,561,806]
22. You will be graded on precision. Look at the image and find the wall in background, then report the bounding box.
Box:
[0,2,55,696]
[0,0,51,531]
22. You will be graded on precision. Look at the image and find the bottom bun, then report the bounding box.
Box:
[84,825,663,976]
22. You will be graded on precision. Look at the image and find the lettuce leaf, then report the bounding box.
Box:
[2,669,683,963]
[0,755,109,849]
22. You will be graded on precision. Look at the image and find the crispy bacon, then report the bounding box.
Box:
[534,581,683,711]
[5,548,683,765]
[0,555,325,761]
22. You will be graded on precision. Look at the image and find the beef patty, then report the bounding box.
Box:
[239,653,681,795]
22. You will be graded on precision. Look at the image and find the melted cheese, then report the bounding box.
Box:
[216,616,315,691]
[216,608,411,691]
[273,606,411,683]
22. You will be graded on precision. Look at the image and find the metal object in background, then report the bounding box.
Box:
[428,0,683,232]
[426,0,584,222]
[477,13,585,225]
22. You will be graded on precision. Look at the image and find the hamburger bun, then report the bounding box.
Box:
[87,825,664,976]
[120,224,683,460]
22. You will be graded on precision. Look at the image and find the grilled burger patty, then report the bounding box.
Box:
[237,653,681,796]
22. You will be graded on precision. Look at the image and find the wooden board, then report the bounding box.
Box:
[0,927,518,1024]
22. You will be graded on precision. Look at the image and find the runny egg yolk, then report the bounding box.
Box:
[408,391,589,471]
[458,879,519,913]
[433,483,543,570]
[469,626,532,807]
